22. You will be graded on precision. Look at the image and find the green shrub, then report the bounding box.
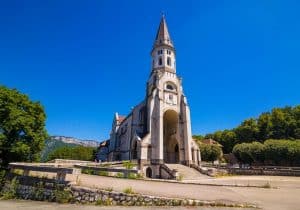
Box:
[1,177,19,199]
[136,173,143,179]
[233,142,264,165]
[54,188,72,203]
[199,143,222,163]
[33,181,45,200]
[127,173,137,179]
[123,187,135,194]
[0,170,7,191]
[82,168,94,175]
[47,146,96,162]
[96,198,112,206]
[115,172,124,178]
[233,139,300,166]
[98,171,109,176]
[122,161,134,169]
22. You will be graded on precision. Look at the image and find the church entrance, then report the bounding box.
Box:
[163,110,179,163]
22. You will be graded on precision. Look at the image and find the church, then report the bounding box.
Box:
[100,16,201,178]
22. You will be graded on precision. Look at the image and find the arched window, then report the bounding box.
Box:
[167,57,171,66]
[166,84,173,90]
[159,57,162,65]
[165,82,176,91]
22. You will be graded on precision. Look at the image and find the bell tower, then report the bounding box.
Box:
[143,15,199,173]
[151,15,176,73]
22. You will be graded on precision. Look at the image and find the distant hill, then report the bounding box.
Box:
[40,136,99,162]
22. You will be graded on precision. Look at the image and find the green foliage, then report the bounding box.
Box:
[47,146,96,161]
[192,135,204,141]
[54,187,72,203]
[33,181,45,200]
[122,160,134,169]
[199,144,222,163]
[233,139,300,166]
[1,177,19,199]
[115,172,124,178]
[98,171,109,176]
[264,139,300,165]
[127,173,137,179]
[104,187,113,192]
[82,168,94,175]
[122,187,135,194]
[177,174,184,181]
[40,138,78,162]
[235,118,259,143]
[0,170,6,191]
[233,142,265,165]
[96,198,113,206]
[201,105,300,154]
[136,173,143,179]
[0,86,48,167]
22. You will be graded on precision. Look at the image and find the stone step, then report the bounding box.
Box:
[165,164,210,180]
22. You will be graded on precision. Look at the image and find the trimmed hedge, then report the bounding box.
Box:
[233,139,300,166]
[199,144,222,163]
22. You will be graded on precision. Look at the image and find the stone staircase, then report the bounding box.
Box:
[165,164,211,181]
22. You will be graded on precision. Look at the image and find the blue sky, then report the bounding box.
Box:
[1,1,299,141]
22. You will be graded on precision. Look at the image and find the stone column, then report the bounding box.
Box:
[197,150,201,165]
[193,149,198,165]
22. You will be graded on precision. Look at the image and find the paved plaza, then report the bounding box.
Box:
[68,174,300,210]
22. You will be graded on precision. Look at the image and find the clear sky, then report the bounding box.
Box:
[1,1,299,141]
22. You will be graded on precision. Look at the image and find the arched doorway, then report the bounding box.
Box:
[146,167,152,178]
[163,110,179,163]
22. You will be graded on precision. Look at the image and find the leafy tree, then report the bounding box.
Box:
[199,144,222,163]
[192,135,204,141]
[195,105,300,154]
[235,118,259,143]
[233,140,300,166]
[257,112,272,141]
[47,146,96,161]
[233,143,253,165]
[0,86,47,167]
[264,139,290,165]
[219,130,238,153]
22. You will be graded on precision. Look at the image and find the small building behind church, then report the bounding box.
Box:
[100,16,201,178]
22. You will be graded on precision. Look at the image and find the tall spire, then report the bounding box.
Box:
[151,15,176,73]
[153,15,174,49]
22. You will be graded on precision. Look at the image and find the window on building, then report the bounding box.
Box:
[166,82,177,91]
[159,57,162,65]
[167,57,171,66]
[166,84,174,90]
[158,50,164,55]
[169,94,173,100]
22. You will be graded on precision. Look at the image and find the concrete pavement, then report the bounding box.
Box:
[69,174,300,210]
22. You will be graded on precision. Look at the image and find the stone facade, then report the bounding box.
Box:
[102,16,201,178]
